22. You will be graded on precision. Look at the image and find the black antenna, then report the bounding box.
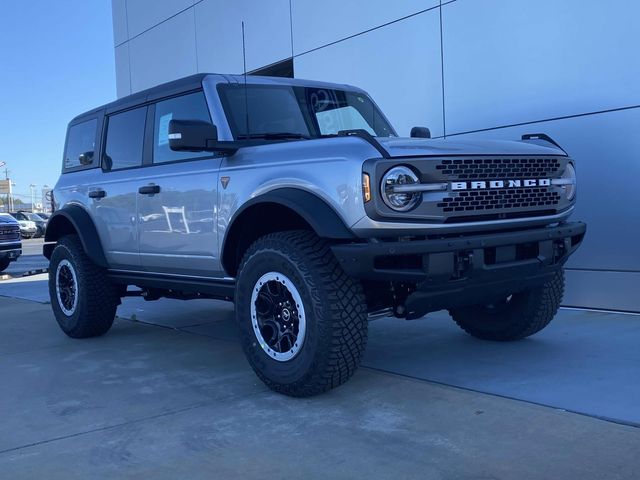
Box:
[241,21,250,138]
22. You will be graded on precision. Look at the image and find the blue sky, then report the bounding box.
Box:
[0,0,115,203]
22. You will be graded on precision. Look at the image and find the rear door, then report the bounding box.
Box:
[89,106,147,270]
[137,91,223,277]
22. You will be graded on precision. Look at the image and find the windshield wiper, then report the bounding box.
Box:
[236,132,311,140]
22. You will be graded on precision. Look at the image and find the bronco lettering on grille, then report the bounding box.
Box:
[451,179,551,191]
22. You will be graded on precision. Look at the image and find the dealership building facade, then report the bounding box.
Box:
[111,0,640,312]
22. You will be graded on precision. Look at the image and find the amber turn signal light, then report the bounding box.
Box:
[362,173,371,203]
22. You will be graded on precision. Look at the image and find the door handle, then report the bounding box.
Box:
[138,184,161,195]
[89,189,106,199]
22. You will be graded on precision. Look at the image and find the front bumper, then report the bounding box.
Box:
[331,222,586,319]
[0,242,22,262]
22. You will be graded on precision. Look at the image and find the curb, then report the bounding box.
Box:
[0,269,49,282]
[22,268,48,277]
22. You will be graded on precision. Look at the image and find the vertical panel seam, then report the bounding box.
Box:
[125,0,132,95]
[289,0,295,61]
[439,0,447,138]
[193,5,199,72]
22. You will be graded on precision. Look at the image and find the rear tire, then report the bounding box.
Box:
[0,258,10,273]
[235,230,368,397]
[449,270,564,341]
[48,235,120,338]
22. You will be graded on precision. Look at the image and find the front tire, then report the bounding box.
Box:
[449,270,564,341]
[48,235,120,338]
[235,230,368,397]
[0,258,10,273]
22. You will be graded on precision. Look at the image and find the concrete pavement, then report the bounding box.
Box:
[1,282,639,478]
[1,296,639,479]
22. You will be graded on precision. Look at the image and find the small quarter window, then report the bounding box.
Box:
[153,92,212,164]
[104,107,146,171]
[64,119,98,170]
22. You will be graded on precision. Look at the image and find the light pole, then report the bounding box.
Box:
[42,184,50,212]
[0,162,8,212]
[29,184,37,212]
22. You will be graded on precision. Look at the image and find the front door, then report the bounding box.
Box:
[137,92,223,277]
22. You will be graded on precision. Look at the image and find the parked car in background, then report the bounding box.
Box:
[8,214,38,239]
[37,212,51,221]
[0,213,22,272]
[11,211,47,237]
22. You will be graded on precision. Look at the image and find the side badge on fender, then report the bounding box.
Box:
[220,176,230,189]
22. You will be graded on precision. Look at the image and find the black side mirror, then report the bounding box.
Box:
[410,126,431,139]
[169,120,237,154]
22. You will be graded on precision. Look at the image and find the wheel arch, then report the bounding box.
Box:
[221,188,355,277]
[43,205,108,268]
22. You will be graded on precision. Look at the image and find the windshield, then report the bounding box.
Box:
[218,84,396,140]
[26,213,44,221]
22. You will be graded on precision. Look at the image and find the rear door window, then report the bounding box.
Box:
[103,107,147,171]
[153,92,212,164]
[64,119,98,170]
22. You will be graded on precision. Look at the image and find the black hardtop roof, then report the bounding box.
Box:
[69,73,212,125]
[68,72,361,126]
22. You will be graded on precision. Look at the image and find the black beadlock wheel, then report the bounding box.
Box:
[235,230,368,397]
[0,257,10,273]
[48,235,120,338]
[449,270,565,341]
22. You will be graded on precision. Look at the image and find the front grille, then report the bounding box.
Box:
[434,157,562,180]
[437,187,561,213]
[0,225,20,242]
[368,155,572,224]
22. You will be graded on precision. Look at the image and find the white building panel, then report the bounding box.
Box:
[565,270,640,312]
[442,0,640,134]
[295,9,444,138]
[111,0,128,45]
[125,0,194,39]
[290,0,438,54]
[195,0,292,74]
[114,43,131,97]
[128,9,198,93]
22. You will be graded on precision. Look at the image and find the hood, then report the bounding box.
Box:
[376,137,566,158]
[0,214,18,225]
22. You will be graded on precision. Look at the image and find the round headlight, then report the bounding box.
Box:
[561,163,576,200]
[381,166,421,211]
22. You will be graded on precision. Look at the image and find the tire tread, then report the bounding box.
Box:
[449,270,564,341]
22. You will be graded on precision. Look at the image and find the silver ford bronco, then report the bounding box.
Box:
[45,73,586,396]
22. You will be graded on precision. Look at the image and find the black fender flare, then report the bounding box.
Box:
[43,205,108,268]
[221,188,356,272]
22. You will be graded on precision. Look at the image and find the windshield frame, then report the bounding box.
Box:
[216,83,397,141]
